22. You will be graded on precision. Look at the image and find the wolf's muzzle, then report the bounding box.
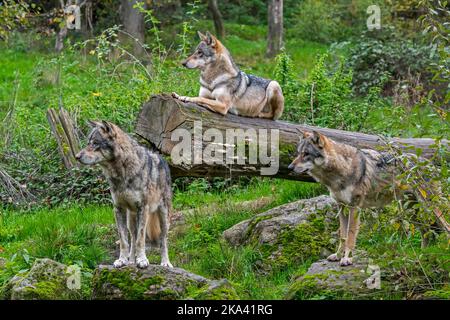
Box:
[288,163,308,174]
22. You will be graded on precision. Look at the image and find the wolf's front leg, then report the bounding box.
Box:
[172,92,231,115]
[135,206,150,269]
[340,207,360,266]
[327,206,347,262]
[113,207,130,268]
[159,206,173,268]
[127,211,136,264]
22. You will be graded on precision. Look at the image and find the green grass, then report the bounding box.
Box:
[0,205,115,295]
[0,179,323,299]
[2,178,448,299]
[173,178,325,210]
[0,205,114,265]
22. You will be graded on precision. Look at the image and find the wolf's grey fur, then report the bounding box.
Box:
[172,31,284,120]
[288,131,431,266]
[76,120,173,269]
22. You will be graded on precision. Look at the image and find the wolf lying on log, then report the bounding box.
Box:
[135,95,448,181]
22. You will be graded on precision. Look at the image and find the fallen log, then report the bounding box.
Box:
[135,94,448,181]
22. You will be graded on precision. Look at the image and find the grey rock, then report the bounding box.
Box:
[92,264,239,300]
[222,195,338,269]
[5,258,77,300]
[222,220,250,246]
[286,252,382,299]
[223,195,337,247]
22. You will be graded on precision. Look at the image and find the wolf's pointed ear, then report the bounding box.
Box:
[312,130,325,148]
[101,120,112,134]
[87,120,100,128]
[198,31,207,41]
[205,31,216,46]
[298,130,306,140]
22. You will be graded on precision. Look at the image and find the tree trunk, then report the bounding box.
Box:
[266,0,283,58]
[135,95,449,181]
[120,0,146,58]
[55,25,68,53]
[82,0,94,36]
[208,0,225,39]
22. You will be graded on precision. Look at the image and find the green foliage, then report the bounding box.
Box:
[177,0,202,56]
[219,0,267,25]
[0,205,114,297]
[0,0,32,41]
[418,0,450,96]
[289,0,387,44]
[275,52,386,131]
[366,103,450,137]
[360,230,449,299]
[347,27,436,96]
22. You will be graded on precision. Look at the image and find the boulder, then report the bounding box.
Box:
[222,195,339,269]
[92,264,239,300]
[286,252,383,299]
[5,258,80,300]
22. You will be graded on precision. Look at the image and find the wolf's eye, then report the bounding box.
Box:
[197,51,203,57]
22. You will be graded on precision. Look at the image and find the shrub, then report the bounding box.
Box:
[347,27,436,96]
[289,0,387,44]
[274,52,386,131]
[0,0,32,41]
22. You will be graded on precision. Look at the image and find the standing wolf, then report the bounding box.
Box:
[76,120,173,269]
[172,31,284,120]
[288,131,433,266]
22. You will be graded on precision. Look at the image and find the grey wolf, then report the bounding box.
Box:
[76,120,173,269]
[172,31,284,120]
[288,131,432,266]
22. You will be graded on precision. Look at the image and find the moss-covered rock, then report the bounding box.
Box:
[92,265,239,300]
[188,279,239,300]
[5,258,79,300]
[286,252,383,300]
[223,195,338,270]
[423,285,450,300]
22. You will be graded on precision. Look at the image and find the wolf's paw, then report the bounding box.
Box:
[339,257,353,266]
[171,92,180,99]
[327,253,340,262]
[136,256,149,269]
[161,261,173,268]
[113,258,128,268]
[172,92,189,102]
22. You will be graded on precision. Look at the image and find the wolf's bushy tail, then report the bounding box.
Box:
[147,212,161,242]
